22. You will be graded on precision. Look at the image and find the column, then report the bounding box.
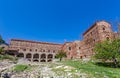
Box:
[39,54,41,62]
[31,53,33,62]
[24,53,26,59]
[46,53,48,62]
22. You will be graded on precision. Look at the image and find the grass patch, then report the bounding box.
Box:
[0,54,18,61]
[14,64,31,72]
[61,60,120,78]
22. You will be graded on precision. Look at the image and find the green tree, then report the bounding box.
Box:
[0,35,5,54]
[0,47,4,54]
[94,39,120,67]
[0,35,5,44]
[56,50,66,61]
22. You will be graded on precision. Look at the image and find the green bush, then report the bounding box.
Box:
[0,55,18,61]
[14,65,30,72]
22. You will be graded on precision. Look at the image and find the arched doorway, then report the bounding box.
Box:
[41,54,46,62]
[33,59,39,62]
[40,59,46,62]
[48,54,53,59]
[18,53,24,57]
[47,59,52,62]
[26,53,32,58]
[47,54,53,62]
[41,54,46,58]
[33,54,39,58]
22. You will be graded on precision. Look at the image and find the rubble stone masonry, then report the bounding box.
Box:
[5,20,119,61]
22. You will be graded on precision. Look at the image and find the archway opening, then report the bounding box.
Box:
[33,59,39,62]
[47,59,52,62]
[40,59,46,62]
[48,54,53,59]
[33,54,39,58]
[17,53,24,57]
[41,54,46,58]
[26,53,32,58]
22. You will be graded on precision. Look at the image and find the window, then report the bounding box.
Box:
[90,32,92,35]
[35,49,37,52]
[53,50,55,53]
[69,47,71,50]
[43,50,45,52]
[103,27,105,30]
[30,49,32,51]
[48,50,50,52]
[106,37,109,40]
[23,49,26,51]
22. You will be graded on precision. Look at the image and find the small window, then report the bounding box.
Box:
[69,47,71,50]
[43,50,45,52]
[23,49,26,51]
[48,50,50,52]
[79,47,81,49]
[53,50,55,53]
[35,49,37,52]
[90,32,92,35]
[30,49,32,51]
[103,28,105,30]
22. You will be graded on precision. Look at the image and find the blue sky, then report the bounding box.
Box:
[0,0,120,43]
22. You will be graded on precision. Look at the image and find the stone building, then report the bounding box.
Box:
[6,20,119,61]
[7,39,62,62]
[82,21,114,58]
[62,41,83,59]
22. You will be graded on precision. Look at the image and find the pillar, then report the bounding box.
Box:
[39,54,41,62]
[24,53,26,59]
[46,54,48,62]
[31,53,33,62]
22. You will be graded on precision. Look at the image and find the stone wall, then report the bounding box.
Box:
[8,39,63,62]
[6,20,118,60]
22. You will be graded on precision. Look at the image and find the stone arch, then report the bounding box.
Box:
[47,59,52,62]
[48,54,53,59]
[18,53,24,57]
[26,53,32,58]
[40,59,46,62]
[41,54,46,58]
[33,53,39,58]
[33,59,39,62]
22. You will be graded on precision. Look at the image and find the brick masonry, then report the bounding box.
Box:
[1,20,120,61]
